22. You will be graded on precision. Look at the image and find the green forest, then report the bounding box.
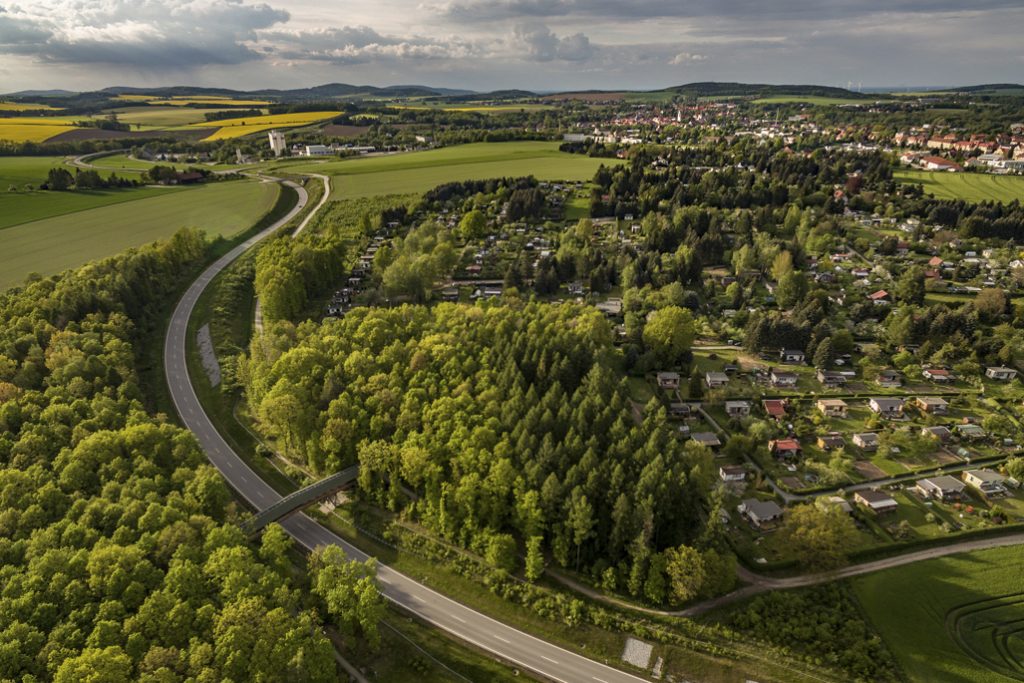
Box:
[0,231,378,681]
[244,302,734,603]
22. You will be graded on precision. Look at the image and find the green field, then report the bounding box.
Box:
[272,141,620,199]
[753,95,878,105]
[107,106,256,128]
[896,169,1024,203]
[0,156,195,229]
[853,545,1024,682]
[0,180,280,289]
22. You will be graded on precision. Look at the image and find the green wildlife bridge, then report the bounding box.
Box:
[241,465,359,536]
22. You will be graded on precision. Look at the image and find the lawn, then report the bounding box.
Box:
[852,545,1024,682]
[0,180,280,290]
[273,141,621,199]
[895,169,1024,203]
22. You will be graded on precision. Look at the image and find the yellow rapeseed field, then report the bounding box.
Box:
[194,111,341,140]
[0,117,78,142]
[0,102,63,112]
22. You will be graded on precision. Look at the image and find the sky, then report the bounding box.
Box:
[0,0,1022,93]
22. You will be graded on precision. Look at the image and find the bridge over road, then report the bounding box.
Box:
[241,465,358,536]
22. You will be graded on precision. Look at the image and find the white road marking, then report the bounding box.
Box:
[541,655,558,664]
[593,678,609,683]
[450,614,466,624]
[493,634,510,644]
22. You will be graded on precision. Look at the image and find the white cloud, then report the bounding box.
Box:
[670,52,707,65]
[512,22,592,62]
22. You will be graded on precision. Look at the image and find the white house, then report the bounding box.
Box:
[986,366,1018,381]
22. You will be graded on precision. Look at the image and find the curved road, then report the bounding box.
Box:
[164,180,647,683]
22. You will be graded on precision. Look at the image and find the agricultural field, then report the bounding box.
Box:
[107,106,258,128]
[190,110,341,140]
[896,169,1024,203]
[0,155,196,228]
[114,94,272,106]
[0,101,62,111]
[853,545,1024,682]
[273,141,621,199]
[0,180,279,289]
[752,95,878,105]
[0,116,81,142]
[388,103,556,113]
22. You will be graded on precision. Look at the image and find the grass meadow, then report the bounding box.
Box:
[0,156,189,229]
[852,545,1024,682]
[273,141,621,199]
[0,180,280,289]
[896,169,1024,203]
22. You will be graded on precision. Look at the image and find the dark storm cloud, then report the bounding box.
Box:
[0,0,289,67]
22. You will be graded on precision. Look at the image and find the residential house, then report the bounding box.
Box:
[656,372,681,390]
[927,256,946,269]
[869,397,904,417]
[957,424,987,440]
[691,432,722,449]
[868,290,891,305]
[963,469,1008,497]
[817,370,848,388]
[769,438,802,460]
[853,433,880,451]
[763,399,788,420]
[922,425,952,442]
[738,498,784,529]
[854,490,899,515]
[923,368,954,383]
[816,399,849,418]
[915,476,967,502]
[705,372,730,388]
[770,370,799,388]
[719,465,746,483]
[725,400,751,418]
[668,402,694,419]
[877,369,903,388]
[986,366,1019,381]
[817,434,846,451]
[915,396,950,415]
[780,349,806,363]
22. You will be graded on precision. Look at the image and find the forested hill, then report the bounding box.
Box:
[0,231,347,681]
[662,82,871,99]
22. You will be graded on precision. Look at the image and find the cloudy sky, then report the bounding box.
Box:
[0,0,1021,92]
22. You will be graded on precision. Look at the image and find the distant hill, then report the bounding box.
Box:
[95,83,476,101]
[951,83,1024,93]
[662,82,870,99]
[4,89,79,98]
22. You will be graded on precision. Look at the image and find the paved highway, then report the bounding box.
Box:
[164,179,649,683]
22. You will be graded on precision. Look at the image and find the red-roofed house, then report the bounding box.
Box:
[922,156,962,172]
[869,290,890,305]
[769,438,802,459]
[763,399,787,420]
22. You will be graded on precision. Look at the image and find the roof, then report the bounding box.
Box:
[741,498,783,520]
[925,368,951,376]
[923,425,952,437]
[871,397,904,408]
[964,469,1004,483]
[854,432,880,443]
[771,370,798,379]
[725,400,751,409]
[987,366,1017,373]
[917,475,965,492]
[720,465,746,477]
[656,371,680,380]
[869,290,889,300]
[705,371,729,380]
[818,399,848,407]
[691,432,722,446]
[856,489,898,506]
[771,438,801,451]
[763,399,787,416]
[918,396,949,405]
